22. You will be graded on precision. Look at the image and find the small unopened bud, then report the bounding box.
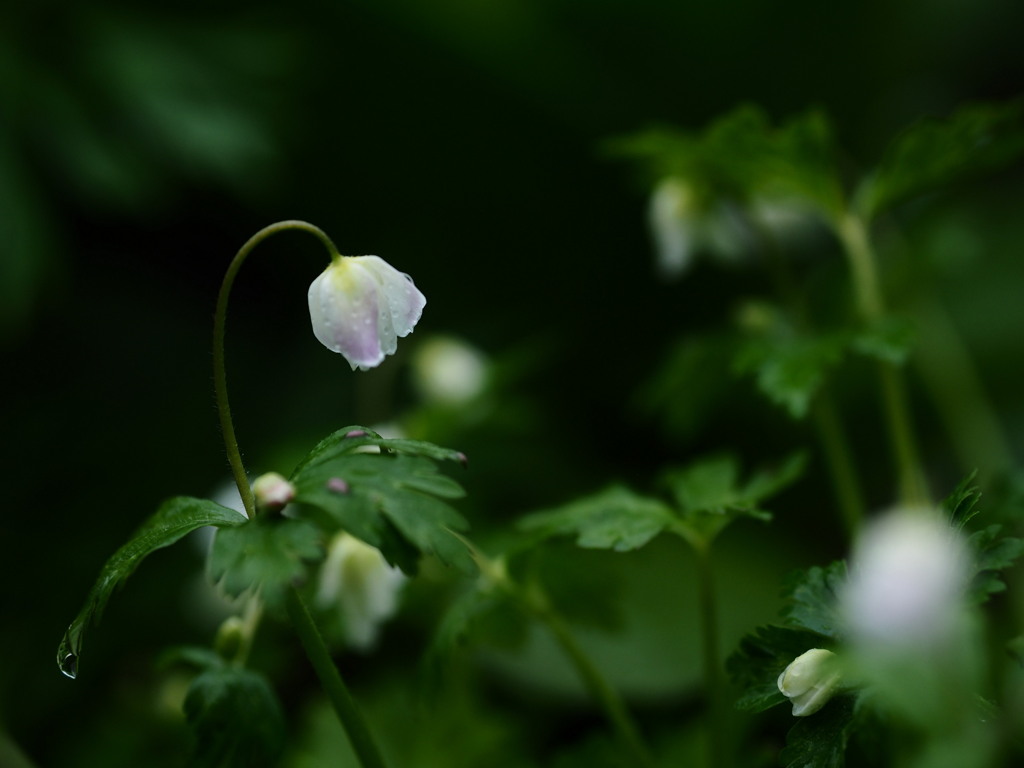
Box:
[777,648,841,716]
[327,477,350,494]
[344,429,369,439]
[252,472,295,511]
[214,616,246,661]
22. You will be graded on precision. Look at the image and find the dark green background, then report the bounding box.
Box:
[3,1,1023,765]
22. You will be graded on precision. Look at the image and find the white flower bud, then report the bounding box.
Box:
[777,648,841,716]
[251,472,295,511]
[412,336,488,405]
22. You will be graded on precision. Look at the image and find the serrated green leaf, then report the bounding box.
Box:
[293,453,474,574]
[851,316,916,364]
[56,496,246,678]
[663,453,805,544]
[942,471,982,530]
[291,424,466,477]
[208,515,323,608]
[735,331,847,419]
[184,665,285,768]
[966,525,1024,603]
[728,625,831,713]
[856,98,1024,220]
[782,561,847,639]
[517,486,676,552]
[779,695,856,768]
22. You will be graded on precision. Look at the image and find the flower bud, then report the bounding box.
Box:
[251,472,295,511]
[777,648,841,716]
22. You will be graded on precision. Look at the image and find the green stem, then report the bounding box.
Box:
[835,212,929,508]
[694,541,728,768]
[212,220,339,517]
[529,599,654,767]
[286,588,389,768]
[811,393,866,536]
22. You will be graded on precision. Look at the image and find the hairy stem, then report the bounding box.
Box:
[212,220,339,517]
[286,589,389,768]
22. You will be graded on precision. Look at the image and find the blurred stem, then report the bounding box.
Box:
[812,393,865,536]
[212,220,339,518]
[286,588,389,768]
[694,539,729,768]
[835,211,929,508]
[516,582,652,766]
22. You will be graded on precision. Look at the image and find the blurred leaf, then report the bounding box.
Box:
[663,453,805,544]
[208,515,323,608]
[518,485,676,552]
[966,525,1024,604]
[851,316,916,364]
[728,625,830,713]
[57,496,246,677]
[779,695,856,768]
[293,449,473,576]
[781,561,847,640]
[735,330,848,419]
[942,471,982,530]
[856,99,1024,220]
[184,662,286,768]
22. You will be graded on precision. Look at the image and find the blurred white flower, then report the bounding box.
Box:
[251,472,295,511]
[412,336,488,405]
[841,509,970,649]
[777,648,841,716]
[308,255,426,371]
[647,177,748,279]
[316,532,407,651]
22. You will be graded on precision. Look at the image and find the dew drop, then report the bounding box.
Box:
[59,652,78,680]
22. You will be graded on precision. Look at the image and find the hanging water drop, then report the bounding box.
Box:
[56,627,81,679]
[58,652,78,680]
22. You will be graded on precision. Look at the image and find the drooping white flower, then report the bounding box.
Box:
[777,648,842,716]
[308,255,426,371]
[315,532,407,651]
[840,509,970,649]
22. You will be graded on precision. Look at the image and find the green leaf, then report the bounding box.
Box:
[779,695,856,768]
[56,496,246,678]
[184,664,286,768]
[293,452,473,575]
[208,515,323,608]
[728,625,831,713]
[942,471,982,530]
[782,561,847,640]
[856,98,1024,220]
[966,525,1024,603]
[291,424,467,477]
[663,453,805,543]
[735,330,848,419]
[517,485,676,552]
[851,316,916,364]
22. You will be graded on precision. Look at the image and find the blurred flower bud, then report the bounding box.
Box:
[251,472,295,511]
[777,648,841,716]
[841,509,970,649]
[412,336,488,405]
[308,255,426,371]
[316,532,407,651]
[214,616,246,661]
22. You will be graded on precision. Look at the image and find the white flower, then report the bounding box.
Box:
[841,509,970,648]
[412,336,488,405]
[647,178,748,279]
[308,255,426,371]
[777,648,841,716]
[316,532,407,650]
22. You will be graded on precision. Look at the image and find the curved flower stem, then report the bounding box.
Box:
[835,211,929,508]
[212,220,340,517]
[286,588,389,768]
